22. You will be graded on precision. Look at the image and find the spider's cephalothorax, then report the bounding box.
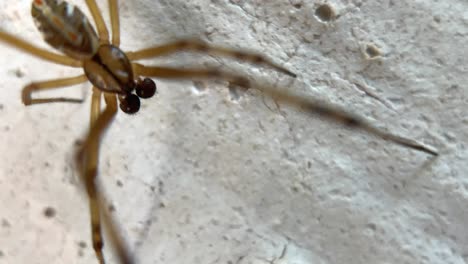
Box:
[32,0,156,114]
[83,44,157,114]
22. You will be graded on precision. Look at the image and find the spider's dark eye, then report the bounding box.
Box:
[119,93,140,114]
[136,78,157,99]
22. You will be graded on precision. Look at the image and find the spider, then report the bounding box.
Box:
[0,0,438,263]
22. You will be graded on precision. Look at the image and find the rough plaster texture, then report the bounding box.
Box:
[0,0,466,264]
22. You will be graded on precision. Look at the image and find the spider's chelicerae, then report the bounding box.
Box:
[0,0,438,263]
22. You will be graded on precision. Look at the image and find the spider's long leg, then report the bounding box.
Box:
[80,88,105,264]
[83,87,107,264]
[108,0,120,46]
[259,86,439,156]
[78,90,134,264]
[85,0,110,43]
[0,31,82,67]
[133,64,438,156]
[127,39,296,77]
[22,74,87,105]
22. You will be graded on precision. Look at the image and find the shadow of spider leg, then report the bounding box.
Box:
[256,84,439,156]
[76,88,134,264]
[132,63,438,156]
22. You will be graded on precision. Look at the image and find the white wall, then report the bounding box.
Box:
[0,0,465,264]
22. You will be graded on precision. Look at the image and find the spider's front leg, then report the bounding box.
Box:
[133,64,438,156]
[132,64,250,87]
[76,89,133,264]
[127,39,296,77]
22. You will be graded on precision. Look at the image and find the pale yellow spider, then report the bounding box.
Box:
[0,0,438,263]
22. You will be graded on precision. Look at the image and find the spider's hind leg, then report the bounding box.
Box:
[77,89,133,264]
[0,31,82,67]
[22,74,87,105]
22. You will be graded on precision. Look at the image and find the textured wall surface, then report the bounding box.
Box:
[0,0,466,264]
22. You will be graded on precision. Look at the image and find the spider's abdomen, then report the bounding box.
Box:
[32,0,99,60]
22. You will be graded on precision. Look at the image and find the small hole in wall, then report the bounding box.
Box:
[1,219,11,228]
[108,203,116,213]
[228,83,248,102]
[15,68,25,78]
[364,44,382,59]
[43,206,56,218]
[290,0,303,9]
[315,4,336,22]
[116,180,123,187]
[78,241,87,248]
[192,81,207,95]
[77,241,87,258]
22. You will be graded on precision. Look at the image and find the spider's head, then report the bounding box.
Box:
[118,78,157,114]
